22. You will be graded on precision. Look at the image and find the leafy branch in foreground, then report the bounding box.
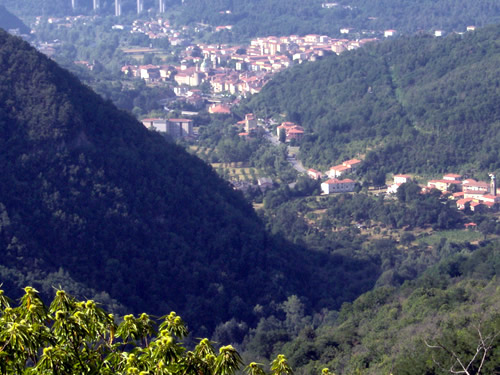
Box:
[0,287,301,375]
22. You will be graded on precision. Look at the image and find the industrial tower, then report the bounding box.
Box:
[137,0,144,14]
[93,0,100,11]
[490,174,497,196]
[115,0,122,16]
[159,0,165,13]
[71,0,76,11]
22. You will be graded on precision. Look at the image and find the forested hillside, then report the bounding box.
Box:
[0,29,372,334]
[245,25,500,175]
[177,0,500,38]
[244,240,500,374]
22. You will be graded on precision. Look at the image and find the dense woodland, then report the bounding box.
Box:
[240,241,500,374]
[244,24,500,177]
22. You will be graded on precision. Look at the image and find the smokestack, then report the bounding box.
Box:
[137,0,144,14]
[115,0,121,16]
[93,0,100,11]
[71,0,76,11]
[159,0,165,13]
[490,174,497,196]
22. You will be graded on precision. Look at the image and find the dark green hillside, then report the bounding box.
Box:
[0,30,373,333]
[241,241,500,374]
[0,5,30,34]
[246,25,500,175]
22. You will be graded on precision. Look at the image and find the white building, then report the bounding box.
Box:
[321,178,355,194]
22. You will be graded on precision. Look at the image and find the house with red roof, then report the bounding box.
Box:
[327,159,362,178]
[208,104,231,114]
[277,122,304,142]
[321,178,355,194]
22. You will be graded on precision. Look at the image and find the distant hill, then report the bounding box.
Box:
[2,0,499,37]
[175,0,500,38]
[246,24,500,176]
[0,29,378,333]
[0,5,30,34]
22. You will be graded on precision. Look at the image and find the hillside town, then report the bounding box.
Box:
[119,20,379,97]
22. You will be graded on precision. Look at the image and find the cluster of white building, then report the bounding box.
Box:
[387,173,499,211]
[306,159,362,195]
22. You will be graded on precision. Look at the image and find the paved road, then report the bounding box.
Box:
[288,156,307,173]
[260,125,306,174]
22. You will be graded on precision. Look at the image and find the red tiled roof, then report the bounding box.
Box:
[324,178,355,184]
[330,165,351,171]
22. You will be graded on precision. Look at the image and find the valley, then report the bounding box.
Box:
[0,1,500,373]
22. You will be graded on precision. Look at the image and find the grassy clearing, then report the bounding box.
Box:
[418,230,483,245]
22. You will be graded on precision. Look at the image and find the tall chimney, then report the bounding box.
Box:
[93,0,100,11]
[490,174,497,196]
[137,0,144,14]
[71,0,76,11]
[159,0,165,13]
[115,0,121,16]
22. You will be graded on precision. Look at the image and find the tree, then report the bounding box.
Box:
[0,287,311,375]
[424,319,500,375]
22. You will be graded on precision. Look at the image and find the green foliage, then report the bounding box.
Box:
[240,241,500,374]
[0,287,292,375]
[172,0,500,40]
[247,25,500,176]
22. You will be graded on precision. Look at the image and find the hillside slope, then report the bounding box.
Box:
[0,5,29,34]
[246,25,500,175]
[0,30,367,333]
[240,240,500,374]
[175,0,500,38]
